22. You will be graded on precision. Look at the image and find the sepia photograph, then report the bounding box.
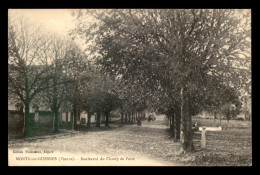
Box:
[8,9,251,166]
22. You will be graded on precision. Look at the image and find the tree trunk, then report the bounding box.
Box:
[174,109,181,140]
[18,104,24,132]
[175,108,181,141]
[169,113,172,129]
[96,111,101,127]
[23,74,31,137]
[66,112,68,124]
[53,110,59,133]
[23,100,30,137]
[172,110,176,138]
[180,87,184,142]
[51,72,60,133]
[87,112,91,128]
[168,108,175,138]
[52,100,59,133]
[128,112,131,122]
[77,108,81,121]
[125,112,127,123]
[181,90,194,152]
[105,111,110,127]
[70,112,74,130]
[72,105,77,130]
[121,112,124,124]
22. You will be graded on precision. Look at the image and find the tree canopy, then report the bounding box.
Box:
[72,9,251,151]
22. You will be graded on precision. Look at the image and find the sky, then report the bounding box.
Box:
[8,9,251,63]
[8,9,93,53]
[8,9,76,35]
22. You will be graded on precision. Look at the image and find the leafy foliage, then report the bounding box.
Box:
[71,9,251,151]
[72,9,250,116]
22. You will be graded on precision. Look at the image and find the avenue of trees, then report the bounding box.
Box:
[71,9,251,151]
[8,16,122,136]
[8,9,251,152]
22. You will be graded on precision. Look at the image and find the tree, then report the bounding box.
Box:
[116,79,148,124]
[202,74,243,123]
[79,65,121,127]
[38,35,75,133]
[72,9,251,151]
[8,16,54,137]
[66,44,89,130]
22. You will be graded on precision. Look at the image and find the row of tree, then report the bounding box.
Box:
[8,9,251,152]
[8,16,124,136]
[71,9,251,151]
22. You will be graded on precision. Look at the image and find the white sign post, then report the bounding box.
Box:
[199,126,222,149]
[201,127,207,149]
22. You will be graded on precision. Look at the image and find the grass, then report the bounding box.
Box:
[180,118,252,166]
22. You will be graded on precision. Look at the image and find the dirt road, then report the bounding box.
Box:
[8,116,184,166]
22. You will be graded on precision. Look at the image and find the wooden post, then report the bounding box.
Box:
[201,127,207,149]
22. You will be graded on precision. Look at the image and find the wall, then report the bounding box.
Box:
[35,111,54,128]
[8,110,23,131]
[8,110,34,131]
[78,111,97,124]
